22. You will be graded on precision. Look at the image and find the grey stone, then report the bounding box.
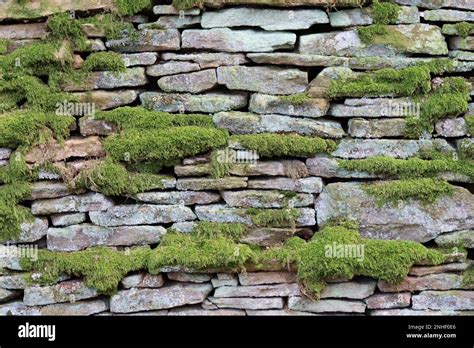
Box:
[202,7,328,30]
[73,90,139,111]
[221,190,313,208]
[249,93,329,118]
[140,91,248,113]
[238,272,296,286]
[450,37,474,51]
[451,50,474,61]
[241,227,300,247]
[378,273,470,292]
[170,222,196,233]
[329,6,419,27]
[0,148,11,160]
[29,181,72,200]
[121,52,158,67]
[110,283,213,313]
[146,61,200,77]
[328,98,417,117]
[412,291,474,310]
[0,22,48,39]
[212,275,239,287]
[365,293,411,309]
[315,182,474,242]
[424,9,474,22]
[136,191,220,205]
[289,297,366,313]
[31,193,114,215]
[47,224,167,251]
[176,177,248,191]
[106,29,180,52]
[213,283,301,297]
[393,0,473,10]
[320,280,377,299]
[23,280,98,306]
[0,299,108,316]
[306,155,382,179]
[217,66,307,95]
[248,177,323,193]
[153,5,200,15]
[435,118,467,137]
[169,307,245,316]
[207,297,284,310]
[246,309,315,316]
[63,68,147,91]
[435,230,474,249]
[161,52,248,68]
[370,308,472,315]
[140,15,201,29]
[167,273,212,283]
[158,69,217,93]
[409,263,469,276]
[121,273,165,289]
[79,117,117,136]
[182,28,296,52]
[213,112,344,138]
[89,205,196,227]
[0,288,20,302]
[349,118,407,138]
[14,218,48,243]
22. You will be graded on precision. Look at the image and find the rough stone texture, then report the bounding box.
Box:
[365,293,412,309]
[248,177,323,193]
[106,29,180,52]
[140,16,202,29]
[23,280,98,306]
[213,112,345,138]
[31,193,114,215]
[450,37,474,51]
[424,10,474,22]
[73,90,139,111]
[412,291,474,310]
[17,218,48,243]
[329,98,417,117]
[0,288,21,302]
[136,191,221,205]
[315,182,474,242]
[182,29,296,52]
[409,263,469,277]
[167,273,213,283]
[158,69,218,93]
[176,177,248,191]
[242,227,301,247]
[435,118,467,137]
[0,23,48,39]
[0,148,11,160]
[161,52,249,68]
[202,8,328,30]
[121,273,165,289]
[29,181,72,200]
[329,6,419,27]
[378,274,470,292]
[110,283,213,313]
[320,280,377,299]
[238,272,296,286]
[212,275,239,287]
[435,230,474,249]
[79,117,117,136]
[307,156,382,179]
[213,283,301,297]
[89,205,196,227]
[146,61,201,77]
[153,5,200,15]
[0,299,108,316]
[221,190,313,208]
[26,137,105,163]
[348,118,407,138]
[62,68,147,91]
[140,91,248,113]
[47,224,167,251]
[289,297,366,313]
[122,53,158,67]
[249,93,329,117]
[207,297,284,310]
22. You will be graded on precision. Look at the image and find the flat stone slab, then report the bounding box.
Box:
[23,280,98,306]
[135,191,221,205]
[378,273,470,292]
[320,280,377,299]
[315,182,474,242]
[365,293,412,309]
[29,182,73,200]
[248,177,323,193]
[221,190,313,208]
[206,297,284,310]
[31,193,114,215]
[329,6,419,27]
[412,290,474,310]
[289,297,367,313]
[167,273,213,283]
[0,299,109,316]
[409,263,469,277]
[176,177,248,191]
[105,29,180,52]
[147,61,201,77]
[213,283,301,297]
[249,93,329,118]
[0,23,48,39]
[158,69,218,93]
[238,272,297,286]
[348,118,407,138]
[73,90,139,111]
[122,52,158,67]
[62,68,147,91]
[161,52,248,68]
[121,273,165,289]
[435,230,474,249]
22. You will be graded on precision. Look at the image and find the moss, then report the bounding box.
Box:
[47,13,89,51]
[71,160,169,196]
[363,178,455,206]
[209,150,230,179]
[466,115,474,136]
[191,221,247,241]
[248,208,300,228]
[462,265,474,287]
[458,141,474,161]
[449,22,474,38]
[278,92,311,106]
[0,39,10,55]
[20,246,151,295]
[172,0,203,10]
[95,106,214,131]
[83,52,126,73]
[115,0,152,15]
[371,0,401,25]
[358,24,390,44]
[233,133,337,158]
[105,127,229,167]
[80,14,136,41]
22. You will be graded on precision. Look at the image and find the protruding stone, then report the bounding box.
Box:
[328,98,416,117]
[122,52,158,66]
[412,290,474,310]
[435,118,467,137]
[23,280,98,306]
[17,218,48,243]
[320,280,377,299]
[348,118,407,138]
[158,69,217,93]
[207,297,284,310]
[170,307,245,316]
[0,23,48,39]
[249,93,329,118]
[176,177,248,191]
[365,293,411,309]
[241,227,300,246]
[146,61,200,77]
[238,272,296,286]
[121,273,165,289]
[153,5,200,15]
[62,68,147,91]
[450,37,474,51]
[435,230,474,249]
[29,182,73,200]
[106,29,180,52]
[26,137,105,163]
[213,283,300,298]
[378,274,470,292]
[31,193,114,215]
[409,263,469,276]
[289,297,366,313]
[50,213,87,227]
[329,6,419,27]
[221,190,313,208]
[140,15,201,29]
[424,9,474,22]
[167,273,212,283]
[248,177,323,193]
[136,191,221,205]
[161,52,248,68]
[73,90,139,111]
[79,117,117,136]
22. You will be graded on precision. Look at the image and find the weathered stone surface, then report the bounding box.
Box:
[315,182,474,242]
[136,191,220,205]
[161,52,248,68]
[238,272,296,286]
[289,296,366,313]
[449,50,474,61]
[122,52,158,67]
[450,37,474,51]
[332,139,454,159]
[0,148,11,160]
[299,24,448,56]
[23,280,98,306]
[106,29,180,52]
[51,213,87,227]
[0,274,35,290]
[329,98,416,117]
[73,90,139,111]
[195,205,316,226]
[158,69,217,93]
[222,190,313,208]
[241,227,300,246]
[47,224,167,251]
[249,93,329,117]
[182,28,296,52]
[17,218,48,243]
[212,275,239,287]
[306,155,382,179]
[121,273,165,289]
[202,8,328,30]
[110,283,213,313]
[0,246,23,271]
[365,293,412,309]
[0,288,20,302]
[140,91,248,113]
[214,283,300,298]
[248,177,323,193]
[31,193,114,215]
[207,297,284,310]
[153,5,200,15]
[424,9,474,22]
[412,291,474,310]
[246,309,316,316]
[0,299,108,316]
[409,263,469,277]
[329,6,419,27]
[370,308,472,315]
[217,66,307,95]
[393,0,472,10]
[176,177,248,191]
[29,181,72,200]
[146,61,200,77]
[349,118,407,138]
[79,117,117,136]
[140,15,201,29]
[213,112,344,138]
[169,307,245,316]
[0,23,48,39]
[170,222,197,233]
[378,274,469,292]
[26,136,105,163]
[63,68,147,91]
[167,273,212,283]
[320,280,377,299]
[89,204,195,227]
[435,230,474,249]
[435,118,467,137]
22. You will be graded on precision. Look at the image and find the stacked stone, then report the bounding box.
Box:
[0,0,473,315]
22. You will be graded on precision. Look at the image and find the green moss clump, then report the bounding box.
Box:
[95,106,214,131]
[357,23,390,44]
[278,92,311,106]
[47,13,89,51]
[209,150,230,179]
[451,22,474,38]
[191,221,247,241]
[20,246,151,295]
[371,0,401,25]
[80,14,136,41]
[172,0,202,10]
[458,140,474,161]
[72,160,169,196]
[248,208,300,228]
[233,133,337,158]
[463,265,474,287]
[358,0,402,45]
[0,39,10,55]
[105,127,229,167]
[466,115,474,136]
[83,52,126,72]
[115,0,152,15]
[363,178,455,206]
[0,181,33,242]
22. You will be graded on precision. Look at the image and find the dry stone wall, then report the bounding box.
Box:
[0,0,473,316]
